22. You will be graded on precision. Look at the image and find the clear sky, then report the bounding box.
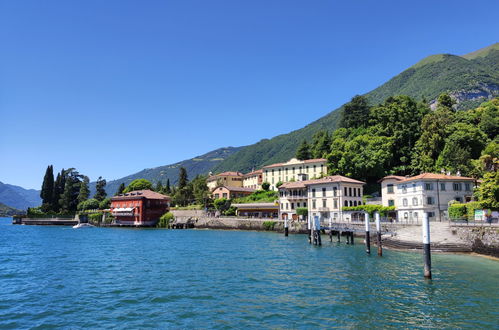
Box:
[1,0,498,189]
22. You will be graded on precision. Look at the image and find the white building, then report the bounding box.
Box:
[380,173,477,222]
[242,169,263,190]
[278,175,365,222]
[263,158,328,191]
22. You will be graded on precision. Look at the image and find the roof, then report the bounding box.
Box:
[111,189,170,201]
[398,173,476,183]
[279,175,365,189]
[243,169,263,177]
[378,175,406,183]
[207,171,244,181]
[212,186,255,193]
[263,158,327,169]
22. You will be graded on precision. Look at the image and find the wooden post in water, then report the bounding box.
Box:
[364,212,371,254]
[350,231,354,244]
[284,217,289,237]
[423,212,432,279]
[308,215,312,244]
[316,216,322,246]
[337,230,341,243]
[375,212,382,256]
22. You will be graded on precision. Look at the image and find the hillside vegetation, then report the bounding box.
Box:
[212,44,499,174]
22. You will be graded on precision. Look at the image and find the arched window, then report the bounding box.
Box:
[344,200,348,207]
[353,201,357,206]
[349,200,353,207]
[404,212,409,219]
[412,197,418,206]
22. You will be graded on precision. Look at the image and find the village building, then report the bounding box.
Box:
[206,171,244,190]
[232,202,279,218]
[111,189,170,226]
[278,175,365,222]
[380,173,478,222]
[263,158,328,191]
[242,169,263,190]
[211,186,255,200]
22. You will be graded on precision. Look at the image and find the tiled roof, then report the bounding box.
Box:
[207,171,244,181]
[112,189,170,201]
[232,202,278,209]
[263,158,327,169]
[378,175,406,183]
[212,186,255,193]
[243,169,263,177]
[399,173,476,183]
[279,175,365,189]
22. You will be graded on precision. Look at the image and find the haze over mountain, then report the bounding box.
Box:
[0,182,41,210]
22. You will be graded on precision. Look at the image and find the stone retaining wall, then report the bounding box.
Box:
[452,225,499,257]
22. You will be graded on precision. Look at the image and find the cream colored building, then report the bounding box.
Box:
[263,158,328,191]
[242,169,263,190]
[207,171,244,191]
[278,175,365,222]
[380,173,477,222]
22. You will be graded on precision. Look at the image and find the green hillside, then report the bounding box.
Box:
[91,146,242,195]
[0,202,23,217]
[212,44,499,174]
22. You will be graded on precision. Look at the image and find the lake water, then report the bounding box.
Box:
[1,217,498,328]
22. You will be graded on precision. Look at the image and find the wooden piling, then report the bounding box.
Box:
[284,218,289,237]
[364,212,371,254]
[316,217,321,246]
[350,231,354,245]
[375,212,382,256]
[423,213,432,279]
[337,230,341,243]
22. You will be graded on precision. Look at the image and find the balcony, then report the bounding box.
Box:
[318,207,330,212]
[285,195,307,200]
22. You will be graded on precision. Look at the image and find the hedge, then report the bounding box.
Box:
[342,205,395,217]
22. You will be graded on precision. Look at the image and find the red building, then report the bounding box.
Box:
[111,190,170,226]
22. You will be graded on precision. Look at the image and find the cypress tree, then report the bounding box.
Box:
[59,168,81,212]
[40,165,54,212]
[165,179,171,194]
[155,181,163,192]
[178,167,188,189]
[77,176,90,204]
[94,176,107,202]
[52,169,66,212]
[116,182,126,196]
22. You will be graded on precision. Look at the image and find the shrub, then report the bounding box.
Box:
[466,201,482,221]
[99,198,111,210]
[296,207,308,216]
[77,198,100,211]
[448,203,467,219]
[263,221,276,231]
[88,212,103,224]
[342,205,395,217]
[262,182,270,191]
[214,198,231,212]
[157,212,174,228]
[223,206,237,216]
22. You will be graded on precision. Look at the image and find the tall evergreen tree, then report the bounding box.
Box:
[178,167,188,189]
[116,182,126,196]
[94,176,107,202]
[59,168,83,212]
[52,169,66,212]
[311,131,331,159]
[296,140,312,160]
[77,176,90,204]
[155,181,163,193]
[340,95,370,129]
[40,165,54,212]
[165,179,171,194]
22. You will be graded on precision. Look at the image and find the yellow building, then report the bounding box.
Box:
[242,169,263,190]
[263,158,328,190]
[207,171,244,191]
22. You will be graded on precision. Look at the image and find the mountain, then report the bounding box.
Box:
[211,43,499,174]
[0,182,41,210]
[90,146,243,196]
[0,202,23,217]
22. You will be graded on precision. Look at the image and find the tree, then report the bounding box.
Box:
[52,169,66,212]
[477,171,499,209]
[477,98,499,139]
[94,176,107,202]
[213,198,231,213]
[59,168,84,212]
[77,198,100,211]
[437,93,455,111]
[123,179,152,193]
[40,165,54,212]
[191,175,209,205]
[116,182,126,196]
[311,131,331,159]
[262,182,270,191]
[178,167,188,189]
[99,198,111,210]
[340,95,370,129]
[296,140,312,160]
[165,179,171,194]
[77,176,90,204]
[155,181,163,193]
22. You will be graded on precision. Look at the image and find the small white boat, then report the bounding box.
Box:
[72,223,95,229]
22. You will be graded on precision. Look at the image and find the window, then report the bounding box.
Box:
[272,169,274,175]
[312,200,316,209]
[349,187,352,197]
[353,201,357,206]
[428,212,435,218]
[291,203,294,209]
[412,183,416,192]
[349,200,353,206]
[414,212,418,219]
[322,199,327,208]
[312,189,316,197]
[427,196,435,205]
[333,187,337,197]
[388,199,395,207]
[297,202,300,208]
[440,183,446,191]
[412,197,418,206]
[321,164,324,172]
[292,167,295,174]
[344,201,348,207]
[322,188,326,197]
[353,188,357,197]
[280,203,283,210]
[455,197,462,202]
[403,198,408,207]
[313,165,316,172]
[404,212,408,219]
[402,185,407,193]
[358,188,361,197]
[453,182,462,191]
[465,183,471,191]
[425,183,433,190]
[286,203,289,209]
[387,184,394,193]
[304,202,307,207]
[223,193,227,198]
[334,200,338,209]
[344,187,348,196]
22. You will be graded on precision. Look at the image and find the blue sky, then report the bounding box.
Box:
[1,0,498,189]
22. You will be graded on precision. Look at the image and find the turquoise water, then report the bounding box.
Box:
[0,217,498,329]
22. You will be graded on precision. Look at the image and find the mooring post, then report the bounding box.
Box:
[375,212,382,256]
[423,212,432,279]
[307,216,312,244]
[337,230,341,243]
[364,212,371,254]
[316,216,322,246]
[350,231,354,244]
[284,217,289,237]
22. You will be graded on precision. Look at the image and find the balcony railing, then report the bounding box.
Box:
[318,207,330,212]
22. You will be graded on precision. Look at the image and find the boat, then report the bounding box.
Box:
[72,223,95,229]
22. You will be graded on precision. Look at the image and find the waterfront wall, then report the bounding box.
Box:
[452,225,499,257]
